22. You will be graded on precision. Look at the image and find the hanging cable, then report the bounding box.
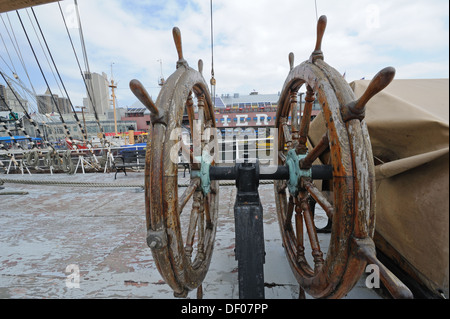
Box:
[0,17,32,110]
[0,14,18,75]
[0,16,39,107]
[0,67,58,150]
[57,3,96,113]
[74,0,97,123]
[315,0,319,22]
[209,0,216,107]
[0,87,59,172]
[0,68,50,124]
[26,9,65,98]
[0,30,17,75]
[0,51,15,75]
[1,14,31,105]
[16,10,75,146]
[1,13,52,144]
[0,92,35,150]
[58,1,106,144]
[2,12,38,97]
[30,7,89,145]
[0,72,52,151]
[74,0,92,79]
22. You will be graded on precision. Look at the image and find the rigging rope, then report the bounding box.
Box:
[58,2,107,144]
[16,10,75,146]
[0,177,274,188]
[74,0,94,97]
[0,30,17,75]
[315,0,319,22]
[1,12,37,98]
[0,12,44,132]
[0,72,50,150]
[209,0,216,106]
[0,71,56,153]
[1,9,90,159]
[0,14,18,75]
[0,69,54,126]
[0,51,15,74]
[30,7,90,146]
[74,0,105,143]
[26,9,65,99]
[5,12,74,170]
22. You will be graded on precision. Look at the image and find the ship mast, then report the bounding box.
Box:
[158,59,165,86]
[109,62,118,136]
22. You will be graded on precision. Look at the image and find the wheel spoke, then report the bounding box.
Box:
[191,94,206,170]
[284,195,295,230]
[196,198,205,261]
[178,178,200,215]
[303,179,334,219]
[300,133,329,169]
[290,90,300,138]
[294,203,305,256]
[203,193,213,229]
[294,200,314,274]
[276,180,287,193]
[197,94,206,136]
[281,120,292,149]
[278,151,287,164]
[300,191,324,272]
[297,86,315,154]
[186,92,195,130]
[185,191,202,258]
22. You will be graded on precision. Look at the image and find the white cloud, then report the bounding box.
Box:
[0,0,448,108]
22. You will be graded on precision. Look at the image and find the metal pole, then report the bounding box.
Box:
[81,106,87,138]
[110,79,118,136]
[234,162,265,299]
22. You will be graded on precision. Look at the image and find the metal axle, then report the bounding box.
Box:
[209,163,333,181]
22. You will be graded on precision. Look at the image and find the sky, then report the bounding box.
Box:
[0,0,448,111]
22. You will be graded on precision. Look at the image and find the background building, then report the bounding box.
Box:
[36,89,71,114]
[214,92,321,129]
[0,83,28,113]
[83,71,110,116]
[220,92,279,109]
[119,107,150,132]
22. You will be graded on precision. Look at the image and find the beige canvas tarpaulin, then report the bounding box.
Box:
[308,78,449,297]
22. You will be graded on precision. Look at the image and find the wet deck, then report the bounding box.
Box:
[0,170,383,299]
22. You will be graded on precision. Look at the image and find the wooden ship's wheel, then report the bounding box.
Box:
[131,17,413,299]
[274,16,411,298]
[130,28,219,298]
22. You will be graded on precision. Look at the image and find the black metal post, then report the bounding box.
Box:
[234,162,265,299]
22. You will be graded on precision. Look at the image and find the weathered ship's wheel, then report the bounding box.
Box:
[130,27,219,298]
[274,16,411,298]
